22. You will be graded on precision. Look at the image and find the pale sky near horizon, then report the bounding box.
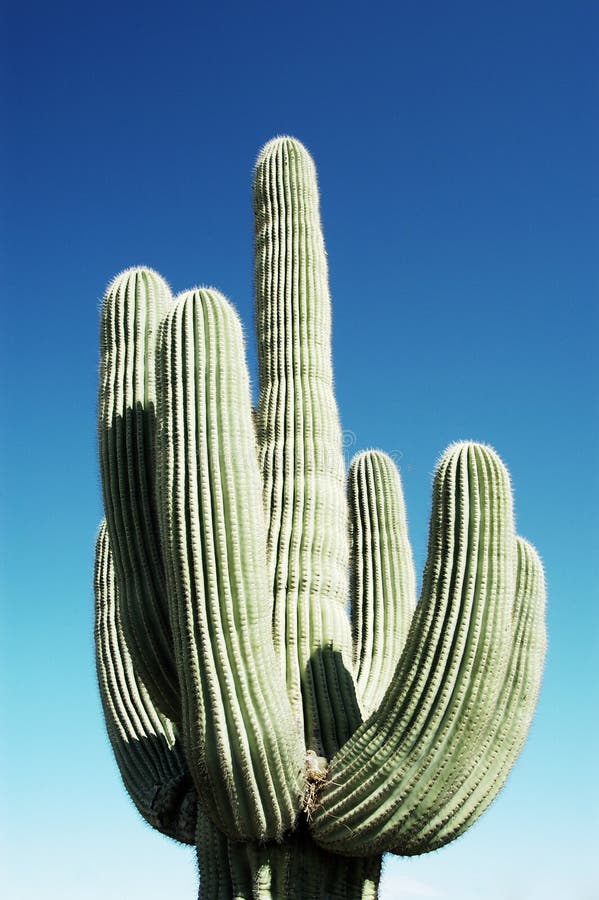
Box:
[1,2,597,898]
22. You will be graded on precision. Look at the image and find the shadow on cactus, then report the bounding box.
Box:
[94,137,547,899]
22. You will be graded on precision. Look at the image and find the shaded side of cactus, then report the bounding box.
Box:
[98,267,179,722]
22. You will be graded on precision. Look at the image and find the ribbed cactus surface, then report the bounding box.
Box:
[94,137,546,899]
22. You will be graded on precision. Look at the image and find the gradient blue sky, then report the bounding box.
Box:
[1,1,597,898]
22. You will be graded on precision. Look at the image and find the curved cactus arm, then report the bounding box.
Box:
[155,288,305,842]
[309,442,520,856]
[94,521,197,844]
[348,451,417,714]
[395,536,547,854]
[98,267,179,722]
[254,136,361,757]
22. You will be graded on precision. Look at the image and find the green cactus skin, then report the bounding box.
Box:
[349,451,416,714]
[155,287,304,841]
[397,536,546,855]
[254,138,362,758]
[94,521,197,844]
[95,137,546,899]
[99,267,179,723]
[309,442,547,857]
[197,830,382,900]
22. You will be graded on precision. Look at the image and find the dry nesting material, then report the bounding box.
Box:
[303,750,329,821]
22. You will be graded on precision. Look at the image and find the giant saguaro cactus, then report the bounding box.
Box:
[95,137,546,899]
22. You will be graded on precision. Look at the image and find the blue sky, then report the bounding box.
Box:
[1,1,597,898]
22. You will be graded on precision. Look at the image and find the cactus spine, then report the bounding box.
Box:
[95,137,546,899]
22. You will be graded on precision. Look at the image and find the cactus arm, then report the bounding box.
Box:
[396,536,547,854]
[310,442,518,856]
[155,288,304,842]
[98,267,179,722]
[348,451,417,714]
[94,521,197,844]
[254,137,361,756]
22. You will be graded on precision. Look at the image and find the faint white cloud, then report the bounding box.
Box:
[380,874,445,898]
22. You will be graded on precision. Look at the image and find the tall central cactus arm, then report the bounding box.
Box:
[94,521,197,844]
[155,288,305,841]
[254,138,362,757]
[310,442,522,856]
[349,451,417,714]
[98,268,180,722]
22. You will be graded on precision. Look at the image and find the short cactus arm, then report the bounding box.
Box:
[397,536,547,854]
[98,267,179,722]
[94,521,197,844]
[254,137,360,756]
[349,451,416,713]
[310,442,519,856]
[155,288,304,842]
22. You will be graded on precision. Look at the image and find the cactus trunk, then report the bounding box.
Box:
[197,823,381,900]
